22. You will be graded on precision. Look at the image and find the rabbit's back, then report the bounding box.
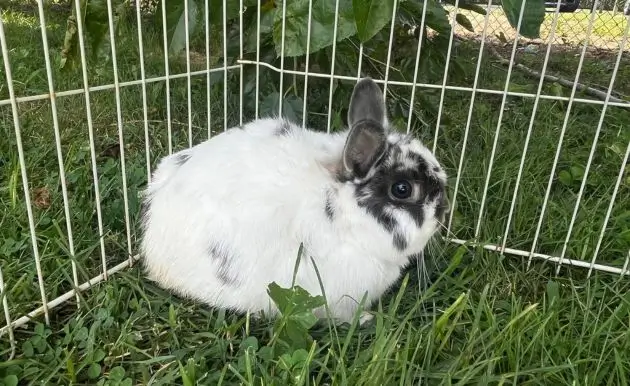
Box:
[140,118,348,313]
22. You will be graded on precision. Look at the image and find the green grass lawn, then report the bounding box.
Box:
[450,7,629,49]
[1,3,630,385]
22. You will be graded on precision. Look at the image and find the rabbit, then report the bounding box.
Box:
[139,77,449,325]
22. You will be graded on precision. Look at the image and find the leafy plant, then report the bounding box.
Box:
[501,0,546,38]
[59,0,545,72]
[60,0,123,70]
[267,281,326,351]
[55,0,545,126]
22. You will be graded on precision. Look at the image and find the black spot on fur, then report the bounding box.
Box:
[175,153,191,166]
[355,166,426,230]
[276,120,293,136]
[325,190,335,221]
[352,141,446,235]
[393,232,407,251]
[358,201,398,233]
[407,151,423,166]
[433,166,440,173]
[208,242,240,286]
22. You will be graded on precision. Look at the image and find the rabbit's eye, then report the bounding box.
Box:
[391,180,412,199]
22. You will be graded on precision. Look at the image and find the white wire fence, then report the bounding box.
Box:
[449,0,629,50]
[1,0,629,358]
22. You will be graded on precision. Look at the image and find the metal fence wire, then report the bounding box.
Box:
[1,0,629,358]
[449,0,630,49]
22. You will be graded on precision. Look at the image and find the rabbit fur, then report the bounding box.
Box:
[139,77,449,325]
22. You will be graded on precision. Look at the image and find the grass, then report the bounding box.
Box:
[449,7,629,49]
[1,2,630,385]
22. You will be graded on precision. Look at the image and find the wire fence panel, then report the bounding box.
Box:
[448,0,629,50]
[1,0,629,358]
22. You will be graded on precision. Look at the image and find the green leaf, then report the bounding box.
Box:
[257,346,275,361]
[399,0,451,35]
[570,165,585,181]
[109,366,126,380]
[3,375,18,386]
[455,13,474,32]
[84,0,109,59]
[353,0,395,42]
[501,0,545,39]
[283,321,311,349]
[87,363,102,379]
[273,0,357,57]
[59,0,81,70]
[155,0,241,57]
[267,282,325,318]
[546,280,559,306]
[267,282,291,311]
[120,379,133,386]
[95,308,110,321]
[59,0,111,70]
[239,336,259,352]
[292,348,309,365]
[209,0,246,27]
[460,2,488,14]
[443,0,487,14]
[289,311,319,330]
[75,326,89,342]
[33,335,47,353]
[167,0,199,56]
[34,323,45,336]
[558,170,573,186]
[295,286,326,313]
[244,8,276,53]
[260,92,304,121]
[22,341,34,357]
[278,353,294,371]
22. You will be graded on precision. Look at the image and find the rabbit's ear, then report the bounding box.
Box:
[342,121,387,179]
[343,78,388,179]
[347,77,387,128]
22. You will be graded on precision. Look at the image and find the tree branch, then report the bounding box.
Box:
[489,46,629,105]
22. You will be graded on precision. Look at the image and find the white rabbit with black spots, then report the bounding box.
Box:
[140,77,449,325]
